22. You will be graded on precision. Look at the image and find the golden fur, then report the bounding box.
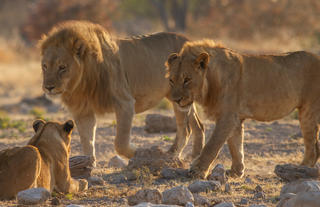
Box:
[166,39,320,178]
[0,120,87,199]
[39,21,205,162]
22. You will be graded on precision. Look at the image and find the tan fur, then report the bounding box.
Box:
[39,21,205,162]
[167,39,320,178]
[0,120,87,199]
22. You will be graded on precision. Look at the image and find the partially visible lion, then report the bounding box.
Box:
[166,39,320,178]
[0,120,87,199]
[39,21,204,165]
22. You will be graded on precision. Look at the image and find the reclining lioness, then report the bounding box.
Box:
[166,39,320,178]
[0,120,87,199]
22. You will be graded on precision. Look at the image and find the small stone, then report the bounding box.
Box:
[240,198,248,205]
[214,202,235,207]
[17,187,50,205]
[248,205,267,207]
[253,191,265,199]
[128,189,162,205]
[280,180,320,198]
[255,185,263,192]
[188,180,221,193]
[161,168,189,179]
[245,177,253,184]
[162,186,194,205]
[51,197,60,205]
[225,183,232,193]
[277,191,320,207]
[66,205,84,207]
[108,155,127,168]
[88,176,105,186]
[193,194,210,206]
[208,164,227,184]
[185,201,194,207]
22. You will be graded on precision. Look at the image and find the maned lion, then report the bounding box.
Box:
[166,39,320,178]
[0,120,87,199]
[39,21,204,165]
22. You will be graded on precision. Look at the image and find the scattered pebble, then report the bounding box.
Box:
[255,184,263,192]
[240,198,248,205]
[245,177,253,184]
[253,191,265,199]
[108,155,127,168]
[193,194,210,206]
[88,176,105,186]
[208,164,226,184]
[162,186,194,206]
[188,180,221,193]
[17,188,50,205]
[214,202,235,207]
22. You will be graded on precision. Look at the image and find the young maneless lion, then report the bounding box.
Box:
[0,120,87,199]
[39,21,204,165]
[166,39,320,178]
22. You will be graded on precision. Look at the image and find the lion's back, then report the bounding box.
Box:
[0,145,41,199]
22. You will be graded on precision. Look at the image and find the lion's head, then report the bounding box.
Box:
[166,47,209,111]
[28,119,74,156]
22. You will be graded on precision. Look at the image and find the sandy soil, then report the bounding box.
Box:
[0,61,310,206]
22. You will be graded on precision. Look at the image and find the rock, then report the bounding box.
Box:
[214,202,235,207]
[17,187,50,205]
[277,191,320,207]
[88,176,105,186]
[249,205,267,207]
[240,198,248,205]
[108,155,127,168]
[255,185,263,192]
[128,146,186,175]
[133,203,180,207]
[208,164,227,184]
[193,194,210,206]
[245,177,253,184]
[162,186,194,206]
[253,191,265,199]
[69,156,93,179]
[274,164,320,182]
[51,197,60,205]
[225,183,231,193]
[66,205,84,207]
[280,180,320,198]
[161,168,189,179]
[185,202,194,207]
[145,114,176,133]
[188,180,221,193]
[128,189,162,205]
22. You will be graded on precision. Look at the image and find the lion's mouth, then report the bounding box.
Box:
[177,102,193,112]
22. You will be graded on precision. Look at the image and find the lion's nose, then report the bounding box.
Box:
[45,86,55,91]
[173,97,183,104]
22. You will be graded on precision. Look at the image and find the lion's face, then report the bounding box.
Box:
[166,52,209,111]
[41,46,81,97]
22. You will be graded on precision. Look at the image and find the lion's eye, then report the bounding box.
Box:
[58,65,67,74]
[42,64,47,71]
[169,79,174,86]
[183,78,191,86]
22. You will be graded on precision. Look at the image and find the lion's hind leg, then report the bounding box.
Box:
[0,145,41,199]
[299,107,320,167]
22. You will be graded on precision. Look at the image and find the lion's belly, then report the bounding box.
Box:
[239,69,302,121]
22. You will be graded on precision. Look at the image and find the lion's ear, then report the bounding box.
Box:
[73,39,86,59]
[63,120,74,133]
[166,53,179,67]
[33,119,45,132]
[194,52,209,70]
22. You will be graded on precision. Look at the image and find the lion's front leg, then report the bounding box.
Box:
[227,121,245,177]
[167,103,190,158]
[74,112,97,167]
[114,100,136,158]
[189,114,240,179]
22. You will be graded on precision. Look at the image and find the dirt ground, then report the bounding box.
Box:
[0,61,311,206]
